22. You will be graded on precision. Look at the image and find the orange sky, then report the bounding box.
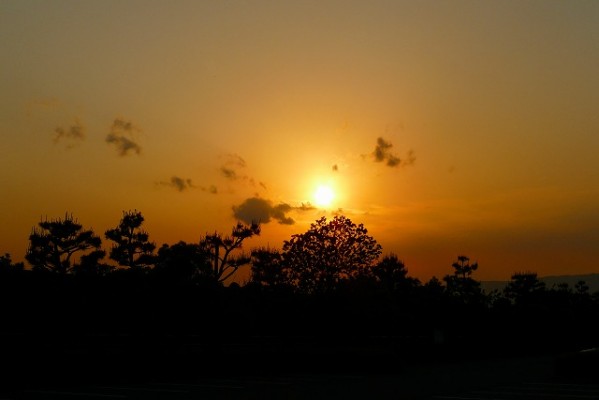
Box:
[2,1,599,282]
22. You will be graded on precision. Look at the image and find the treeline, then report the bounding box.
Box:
[1,211,599,380]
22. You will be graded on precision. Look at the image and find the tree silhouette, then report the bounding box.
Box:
[503,272,546,305]
[443,255,482,303]
[72,249,114,277]
[372,253,420,293]
[154,241,212,285]
[0,253,24,273]
[451,255,478,279]
[249,247,289,289]
[282,215,382,294]
[26,214,102,274]
[575,280,590,296]
[105,210,156,270]
[199,221,260,283]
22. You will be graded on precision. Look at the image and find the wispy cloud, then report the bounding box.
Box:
[219,153,267,190]
[157,176,218,194]
[25,98,62,117]
[220,153,246,180]
[105,117,142,156]
[201,185,218,194]
[53,119,85,148]
[232,197,315,225]
[220,167,237,180]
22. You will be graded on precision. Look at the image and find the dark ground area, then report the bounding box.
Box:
[1,334,597,399]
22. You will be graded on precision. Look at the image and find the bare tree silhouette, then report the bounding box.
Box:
[199,222,260,283]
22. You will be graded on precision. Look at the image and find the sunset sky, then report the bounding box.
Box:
[2,0,598,282]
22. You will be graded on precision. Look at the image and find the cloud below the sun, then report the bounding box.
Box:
[232,197,315,225]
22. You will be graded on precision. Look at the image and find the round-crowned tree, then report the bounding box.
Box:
[282,215,382,294]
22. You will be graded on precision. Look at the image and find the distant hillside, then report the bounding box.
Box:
[481,273,599,294]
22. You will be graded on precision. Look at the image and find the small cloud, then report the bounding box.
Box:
[226,153,246,168]
[403,150,416,166]
[53,119,85,148]
[298,202,316,211]
[369,137,415,168]
[220,153,246,180]
[218,152,268,191]
[220,167,237,180]
[105,117,142,156]
[201,185,218,194]
[386,154,401,167]
[373,137,393,162]
[158,176,195,192]
[233,197,302,225]
[171,176,194,192]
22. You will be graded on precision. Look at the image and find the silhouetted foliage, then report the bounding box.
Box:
[249,247,290,289]
[443,255,483,304]
[503,272,546,305]
[105,210,156,270]
[199,222,261,283]
[4,209,599,381]
[282,215,382,294]
[0,253,24,273]
[26,214,102,274]
[372,253,420,293]
[154,241,213,285]
[452,255,478,278]
[423,276,444,294]
[575,280,590,296]
[71,249,113,277]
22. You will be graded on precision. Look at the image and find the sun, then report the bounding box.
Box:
[314,184,335,208]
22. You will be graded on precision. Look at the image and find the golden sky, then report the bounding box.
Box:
[1,0,598,282]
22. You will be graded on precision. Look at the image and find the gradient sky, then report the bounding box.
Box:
[2,0,598,282]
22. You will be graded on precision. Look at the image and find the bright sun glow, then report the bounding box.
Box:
[314,185,334,207]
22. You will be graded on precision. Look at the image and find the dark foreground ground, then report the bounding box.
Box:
[1,335,597,399]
